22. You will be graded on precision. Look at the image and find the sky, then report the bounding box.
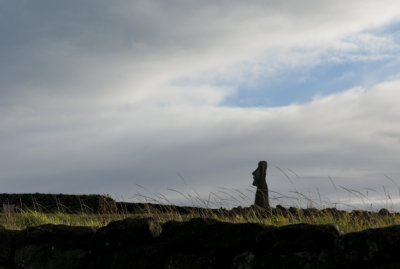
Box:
[1,0,400,210]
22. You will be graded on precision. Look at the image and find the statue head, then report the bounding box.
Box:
[252,161,268,188]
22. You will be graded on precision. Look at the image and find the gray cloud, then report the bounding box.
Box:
[1,81,400,210]
[2,0,400,104]
[1,1,400,209]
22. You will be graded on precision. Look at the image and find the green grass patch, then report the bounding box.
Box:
[1,206,400,234]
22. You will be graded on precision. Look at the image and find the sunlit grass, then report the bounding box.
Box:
[1,203,400,234]
[1,173,400,233]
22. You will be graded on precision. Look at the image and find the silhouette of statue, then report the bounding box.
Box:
[252,161,270,210]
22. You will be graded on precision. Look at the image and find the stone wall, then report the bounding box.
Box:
[0,218,400,268]
[0,193,227,215]
[0,194,394,222]
[0,193,116,214]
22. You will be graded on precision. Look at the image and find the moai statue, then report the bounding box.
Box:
[252,161,270,210]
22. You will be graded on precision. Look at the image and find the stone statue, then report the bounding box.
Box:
[252,161,270,210]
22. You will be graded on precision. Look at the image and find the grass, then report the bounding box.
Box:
[1,201,400,234]
[1,172,400,233]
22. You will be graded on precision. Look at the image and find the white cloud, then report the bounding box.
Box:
[2,0,400,108]
[1,1,400,209]
[1,79,400,209]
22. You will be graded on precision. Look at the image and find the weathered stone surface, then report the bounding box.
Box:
[378,208,390,216]
[248,224,340,269]
[367,262,400,269]
[1,215,400,268]
[0,225,18,267]
[87,244,166,269]
[86,218,164,268]
[232,251,256,269]
[233,250,337,269]
[335,225,400,267]
[92,217,162,252]
[165,251,221,269]
[253,250,336,269]
[15,224,95,249]
[14,224,95,269]
[321,207,345,218]
[252,161,270,210]
[0,193,116,213]
[14,245,87,269]
[256,223,340,254]
[272,204,288,216]
[302,207,320,217]
[160,218,274,268]
[288,207,300,217]
[162,218,273,251]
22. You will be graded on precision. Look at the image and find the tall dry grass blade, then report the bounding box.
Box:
[287,168,300,177]
[385,174,400,196]
[290,191,317,208]
[328,176,337,192]
[274,166,295,186]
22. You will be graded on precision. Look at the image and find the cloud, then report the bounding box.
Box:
[1,1,400,209]
[2,0,400,108]
[1,79,400,209]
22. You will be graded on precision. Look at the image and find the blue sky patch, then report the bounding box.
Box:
[223,21,400,107]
